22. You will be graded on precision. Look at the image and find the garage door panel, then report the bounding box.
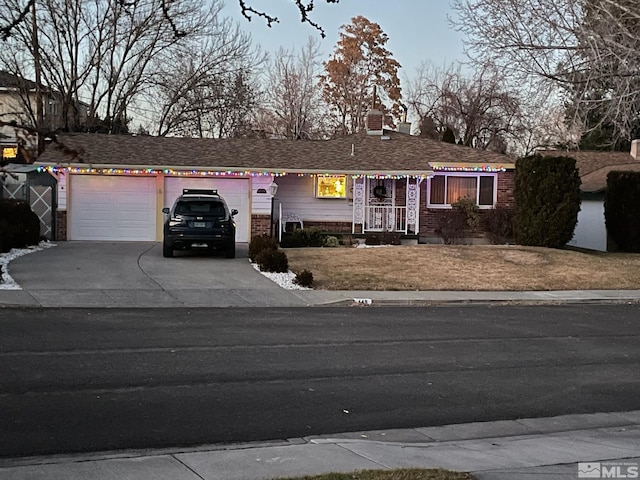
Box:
[164,177,250,242]
[70,175,156,241]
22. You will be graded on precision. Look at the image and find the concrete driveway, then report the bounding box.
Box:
[2,242,309,308]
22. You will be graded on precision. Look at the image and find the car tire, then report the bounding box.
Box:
[225,243,235,259]
[163,243,174,258]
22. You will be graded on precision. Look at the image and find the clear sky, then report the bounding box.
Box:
[221,0,466,80]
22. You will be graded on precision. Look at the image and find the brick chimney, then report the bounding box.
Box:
[366,109,384,135]
[632,139,639,160]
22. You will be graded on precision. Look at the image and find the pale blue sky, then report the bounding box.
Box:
[221,0,465,79]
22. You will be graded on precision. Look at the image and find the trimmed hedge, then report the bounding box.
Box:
[513,155,581,248]
[279,228,324,248]
[0,199,41,253]
[605,171,640,252]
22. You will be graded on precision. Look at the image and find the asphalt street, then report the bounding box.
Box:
[1,304,640,458]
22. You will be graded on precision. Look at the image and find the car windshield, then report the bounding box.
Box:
[175,201,226,216]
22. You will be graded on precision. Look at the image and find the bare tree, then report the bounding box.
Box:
[451,0,640,147]
[405,62,525,153]
[0,0,261,136]
[143,13,263,138]
[257,37,325,139]
[2,0,341,41]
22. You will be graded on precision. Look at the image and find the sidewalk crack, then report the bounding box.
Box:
[171,454,207,480]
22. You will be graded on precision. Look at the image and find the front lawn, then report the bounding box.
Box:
[284,244,640,291]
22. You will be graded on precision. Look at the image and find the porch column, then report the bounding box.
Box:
[352,176,365,234]
[406,177,420,234]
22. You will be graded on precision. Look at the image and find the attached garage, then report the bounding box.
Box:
[67,173,251,242]
[69,175,157,241]
[164,177,250,242]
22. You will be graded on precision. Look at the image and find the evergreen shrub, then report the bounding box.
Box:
[256,249,289,273]
[294,269,314,288]
[605,171,640,252]
[513,155,581,248]
[0,199,41,253]
[248,234,278,262]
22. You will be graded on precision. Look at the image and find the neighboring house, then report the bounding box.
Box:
[0,70,88,162]
[540,140,640,251]
[35,110,515,243]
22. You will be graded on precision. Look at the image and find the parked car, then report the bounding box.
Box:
[162,189,237,258]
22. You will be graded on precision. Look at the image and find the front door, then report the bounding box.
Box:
[366,179,395,231]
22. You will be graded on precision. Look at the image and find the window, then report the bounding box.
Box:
[316,175,347,198]
[428,174,496,208]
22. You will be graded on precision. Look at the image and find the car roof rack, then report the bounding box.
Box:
[181,189,219,197]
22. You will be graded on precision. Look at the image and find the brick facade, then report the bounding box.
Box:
[250,214,271,238]
[496,170,515,208]
[418,171,515,242]
[303,221,352,233]
[55,210,67,241]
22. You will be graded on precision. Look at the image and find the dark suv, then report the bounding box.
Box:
[162,189,238,258]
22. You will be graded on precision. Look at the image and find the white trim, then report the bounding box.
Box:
[427,172,497,209]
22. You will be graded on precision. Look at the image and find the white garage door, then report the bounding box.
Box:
[70,175,157,241]
[164,177,250,242]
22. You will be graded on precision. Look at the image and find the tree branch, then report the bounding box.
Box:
[239,0,339,38]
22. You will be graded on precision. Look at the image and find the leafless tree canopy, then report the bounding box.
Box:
[0,0,263,136]
[452,0,640,147]
[405,63,525,153]
[255,38,326,139]
[1,0,341,40]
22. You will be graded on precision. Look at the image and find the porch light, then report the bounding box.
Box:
[269,181,278,238]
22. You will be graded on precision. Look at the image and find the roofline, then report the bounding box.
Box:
[35,162,434,177]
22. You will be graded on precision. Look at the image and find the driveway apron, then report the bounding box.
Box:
[5,242,307,307]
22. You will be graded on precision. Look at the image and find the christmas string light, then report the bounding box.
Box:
[37,165,432,179]
[431,164,508,173]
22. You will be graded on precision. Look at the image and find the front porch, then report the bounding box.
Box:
[352,177,421,235]
[271,175,423,238]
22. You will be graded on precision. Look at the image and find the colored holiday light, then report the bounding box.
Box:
[37,165,432,179]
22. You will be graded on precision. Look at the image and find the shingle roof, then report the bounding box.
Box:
[0,70,37,90]
[37,132,515,175]
[538,149,639,192]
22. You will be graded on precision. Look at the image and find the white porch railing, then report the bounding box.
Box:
[364,206,407,233]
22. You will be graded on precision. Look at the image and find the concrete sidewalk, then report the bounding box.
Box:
[291,288,640,306]
[1,411,638,480]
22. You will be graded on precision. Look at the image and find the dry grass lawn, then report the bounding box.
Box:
[285,244,640,291]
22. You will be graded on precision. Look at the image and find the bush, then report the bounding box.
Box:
[364,233,381,245]
[0,199,41,253]
[324,235,340,247]
[279,228,324,248]
[453,197,480,231]
[294,269,314,288]
[605,171,640,252]
[434,208,467,244]
[380,231,402,245]
[514,155,581,248]
[482,206,515,244]
[248,234,278,262]
[256,249,289,273]
[339,234,357,247]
